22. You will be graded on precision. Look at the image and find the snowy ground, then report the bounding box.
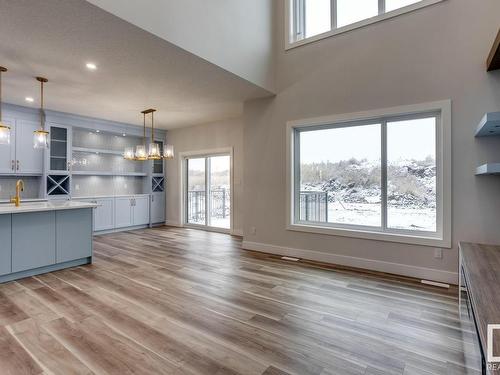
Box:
[327,201,436,232]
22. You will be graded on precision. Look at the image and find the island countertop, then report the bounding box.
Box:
[0,201,98,215]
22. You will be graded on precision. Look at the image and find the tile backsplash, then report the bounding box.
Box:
[0,177,41,200]
[72,176,145,197]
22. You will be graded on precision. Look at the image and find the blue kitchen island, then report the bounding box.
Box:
[0,201,97,283]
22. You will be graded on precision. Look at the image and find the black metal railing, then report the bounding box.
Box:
[299,191,328,222]
[187,189,230,223]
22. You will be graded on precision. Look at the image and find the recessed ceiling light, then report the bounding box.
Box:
[25,97,34,103]
[86,62,97,70]
[122,133,126,137]
[96,130,100,133]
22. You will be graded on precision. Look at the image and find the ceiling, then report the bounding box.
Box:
[0,0,272,129]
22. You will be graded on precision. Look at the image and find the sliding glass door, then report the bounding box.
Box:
[186,154,231,230]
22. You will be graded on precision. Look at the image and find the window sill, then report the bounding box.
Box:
[287,223,451,248]
[286,0,445,51]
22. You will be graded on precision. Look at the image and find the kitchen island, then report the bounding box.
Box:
[0,200,97,283]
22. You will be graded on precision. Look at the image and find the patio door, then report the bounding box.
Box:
[185,154,231,231]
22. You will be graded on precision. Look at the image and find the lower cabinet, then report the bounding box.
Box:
[151,192,165,224]
[56,209,92,263]
[133,196,150,226]
[0,215,12,276]
[115,197,134,228]
[77,194,159,232]
[12,211,56,273]
[94,198,114,231]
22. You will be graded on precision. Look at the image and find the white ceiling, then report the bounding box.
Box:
[0,0,272,129]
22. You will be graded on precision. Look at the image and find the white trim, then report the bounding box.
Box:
[285,0,445,50]
[165,220,183,228]
[242,240,458,285]
[286,100,452,248]
[231,229,244,237]
[179,147,234,232]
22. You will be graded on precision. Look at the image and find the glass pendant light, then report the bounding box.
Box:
[0,66,11,145]
[163,144,174,159]
[135,110,148,160]
[146,108,161,160]
[33,77,49,149]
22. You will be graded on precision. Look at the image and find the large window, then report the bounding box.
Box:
[288,102,451,247]
[288,0,442,47]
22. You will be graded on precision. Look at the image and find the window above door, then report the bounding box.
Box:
[287,0,444,49]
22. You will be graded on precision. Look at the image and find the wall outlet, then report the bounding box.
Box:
[75,184,80,191]
[250,226,257,235]
[434,248,443,259]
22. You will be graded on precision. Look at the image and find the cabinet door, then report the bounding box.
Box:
[133,196,150,226]
[151,193,165,224]
[56,209,92,263]
[16,120,44,174]
[12,211,56,273]
[48,125,71,173]
[115,197,133,228]
[95,198,114,231]
[0,215,12,276]
[0,119,15,174]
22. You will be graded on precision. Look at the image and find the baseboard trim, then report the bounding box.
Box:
[231,229,244,237]
[242,241,458,285]
[164,220,183,228]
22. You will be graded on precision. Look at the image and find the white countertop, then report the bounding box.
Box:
[0,201,98,215]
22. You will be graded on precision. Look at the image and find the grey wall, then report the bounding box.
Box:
[242,0,500,283]
[165,118,244,235]
[86,0,276,93]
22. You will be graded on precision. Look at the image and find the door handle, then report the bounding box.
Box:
[11,160,14,171]
[16,160,19,171]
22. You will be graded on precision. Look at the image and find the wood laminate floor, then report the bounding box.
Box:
[0,227,479,375]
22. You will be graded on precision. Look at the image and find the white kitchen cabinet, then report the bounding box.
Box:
[0,118,15,174]
[114,196,133,228]
[16,120,44,174]
[94,198,114,231]
[0,119,43,175]
[133,195,150,226]
[151,192,165,224]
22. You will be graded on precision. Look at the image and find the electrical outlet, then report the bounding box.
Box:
[434,248,443,259]
[75,184,80,191]
[250,226,257,235]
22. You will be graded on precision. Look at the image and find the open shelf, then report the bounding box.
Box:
[475,112,500,137]
[72,171,147,177]
[73,147,124,156]
[487,28,500,72]
[476,163,500,175]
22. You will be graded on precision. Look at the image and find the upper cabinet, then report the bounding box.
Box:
[48,124,71,173]
[0,118,43,175]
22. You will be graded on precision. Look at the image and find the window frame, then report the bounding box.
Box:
[286,0,445,50]
[286,100,452,248]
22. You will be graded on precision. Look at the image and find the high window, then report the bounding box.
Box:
[288,101,451,247]
[288,0,442,48]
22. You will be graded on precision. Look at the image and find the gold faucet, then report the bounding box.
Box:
[10,179,24,207]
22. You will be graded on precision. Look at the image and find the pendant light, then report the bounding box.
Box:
[0,67,10,145]
[146,108,161,160]
[163,143,174,159]
[135,110,148,160]
[33,77,49,149]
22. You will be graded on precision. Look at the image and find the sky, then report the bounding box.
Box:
[304,0,421,37]
[300,117,436,164]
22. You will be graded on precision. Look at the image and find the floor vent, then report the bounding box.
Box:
[421,280,450,289]
[281,256,300,262]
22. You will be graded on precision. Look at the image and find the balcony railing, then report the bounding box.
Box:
[299,191,328,222]
[187,190,328,224]
[187,189,230,223]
